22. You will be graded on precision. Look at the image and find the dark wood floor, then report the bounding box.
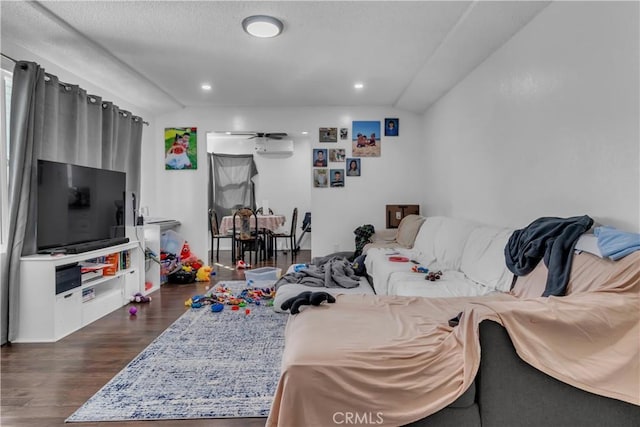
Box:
[1,250,310,427]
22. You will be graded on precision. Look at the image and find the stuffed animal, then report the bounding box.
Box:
[179,241,201,268]
[196,265,213,281]
[281,291,336,314]
[180,242,192,260]
[130,292,152,303]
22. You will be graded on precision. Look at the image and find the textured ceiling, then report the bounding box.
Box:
[1,1,549,115]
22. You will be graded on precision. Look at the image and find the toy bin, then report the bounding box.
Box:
[161,230,185,256]
[244,267,282,282]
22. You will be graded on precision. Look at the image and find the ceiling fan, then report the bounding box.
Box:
[224,131,288,140]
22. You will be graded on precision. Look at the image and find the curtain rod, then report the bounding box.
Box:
[1,52,17,63]
[0,52,148,126]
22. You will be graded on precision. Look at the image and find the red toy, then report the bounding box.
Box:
[181,242,192,260]
[179,241,202,270]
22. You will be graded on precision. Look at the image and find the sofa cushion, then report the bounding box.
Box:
[413,216,476,270]
[460,226,514,292]
[387,271,496,298]
[364,247,420,295]
[362,240,403,254]
[372,228,398,242]
[395,214,426,248]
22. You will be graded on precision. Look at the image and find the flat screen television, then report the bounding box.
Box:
[36,159,127,252]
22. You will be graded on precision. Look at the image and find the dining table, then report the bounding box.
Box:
[220,213,286,261]
[219,213,286,235]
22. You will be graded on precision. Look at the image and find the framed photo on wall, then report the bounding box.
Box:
[352,121,381,157]
[329,148,346,162]
[313,148,328,167]
[340,127,348,140]
[313,169,329,188]
[346,158,361,177]
[319,127,338,142]
[330,169,345,187]
[165,127,197,170]
[384,118,399,136]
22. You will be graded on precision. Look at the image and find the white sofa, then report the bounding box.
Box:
[364,216,515,298]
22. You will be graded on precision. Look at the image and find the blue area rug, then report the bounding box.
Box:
[66,281,287,422]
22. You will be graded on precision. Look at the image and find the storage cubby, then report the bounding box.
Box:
[15,241,144,342]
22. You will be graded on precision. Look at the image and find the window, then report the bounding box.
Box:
[0,68,11,250]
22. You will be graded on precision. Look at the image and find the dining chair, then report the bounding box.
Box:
[272,207,298,261]
[255,207,275,256]
[209,209,231,263]
[232,207,264,265]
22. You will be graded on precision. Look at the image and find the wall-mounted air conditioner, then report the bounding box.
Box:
[254,138,294,155]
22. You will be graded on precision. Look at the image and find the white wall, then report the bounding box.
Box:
[150,106,424,259]
[421,1,639,232]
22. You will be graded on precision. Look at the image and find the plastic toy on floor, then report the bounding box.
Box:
[236,260,250,269]
[411,265,429,273]
[184,284,276,309]
[129,292,152,303]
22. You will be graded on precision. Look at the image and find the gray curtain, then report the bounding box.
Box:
[208,153,258,223]
[1,61,145,344]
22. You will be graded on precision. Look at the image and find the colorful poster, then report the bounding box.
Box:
[165,127,197,170]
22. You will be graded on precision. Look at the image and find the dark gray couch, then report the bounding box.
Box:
[405,320,639,427]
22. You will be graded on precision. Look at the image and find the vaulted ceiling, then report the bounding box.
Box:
[1,1,549,115]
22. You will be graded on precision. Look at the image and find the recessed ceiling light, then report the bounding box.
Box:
[301,131,309,135]
[242,15,283,38]
[201,84,212,91]
[354,83,364,89]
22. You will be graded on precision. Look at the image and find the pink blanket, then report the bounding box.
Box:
[267,252,639,427]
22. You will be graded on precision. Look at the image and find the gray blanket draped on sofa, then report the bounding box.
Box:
[504,215,594,296]
[274,256,361,290]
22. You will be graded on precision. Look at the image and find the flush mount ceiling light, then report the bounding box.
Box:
[242,15,283,38]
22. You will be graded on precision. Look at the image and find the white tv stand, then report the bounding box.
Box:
[15,241,144,343]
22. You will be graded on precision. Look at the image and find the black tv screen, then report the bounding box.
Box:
[37,159,126,251]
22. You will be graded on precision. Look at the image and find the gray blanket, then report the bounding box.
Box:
[274,256,361,291]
